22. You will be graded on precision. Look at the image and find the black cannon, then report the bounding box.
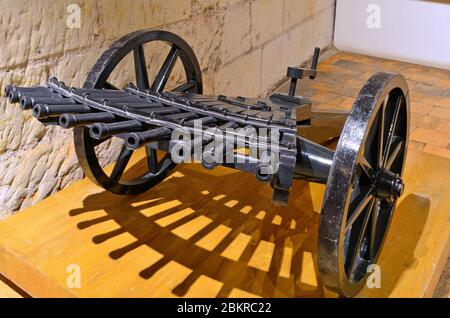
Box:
[4,30,409,297]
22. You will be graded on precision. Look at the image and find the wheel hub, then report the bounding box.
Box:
[375,169,404,202]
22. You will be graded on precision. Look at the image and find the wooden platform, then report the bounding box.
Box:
[0,149,448,298]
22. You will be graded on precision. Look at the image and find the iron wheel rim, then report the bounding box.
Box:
[318,72,409,297]
[74,30,203,194]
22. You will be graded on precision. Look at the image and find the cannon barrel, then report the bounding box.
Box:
[106,102,164,112]
[166,112,198,121]
[293,136,334,184]
[89,120,143,139]
[84,92,134,99]
[19,92,62,100]
[20,96,75,110]
[33,104,92,119]
[121,102,164,109]
[70,88,129,95]
[8,86,52,103]
[137,107,181,115]
[125,127,172,150]
[59,112,116,128]
[187,116,217,125]
[4,85,13,96]
[89,97,145,104]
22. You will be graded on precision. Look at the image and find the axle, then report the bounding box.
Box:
[294,137,334,184]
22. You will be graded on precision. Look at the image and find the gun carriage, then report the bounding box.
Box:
[4,30,409,297]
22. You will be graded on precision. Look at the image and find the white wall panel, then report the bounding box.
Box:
[334,0,450,69]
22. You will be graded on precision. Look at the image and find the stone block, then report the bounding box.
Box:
[102,0,192,41]
[250,0,283,47]
[192,0,242,15]
[284,0,309,30]
[214,48,261,97]
[220,2,252,64]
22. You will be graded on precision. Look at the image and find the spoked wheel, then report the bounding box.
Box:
[318,72,409,297]
[74,30,203,194]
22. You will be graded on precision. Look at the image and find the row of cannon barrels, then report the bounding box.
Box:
[4,84,276,160]
[4,84,176,151]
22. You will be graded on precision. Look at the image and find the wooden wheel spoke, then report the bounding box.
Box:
[133,45,150,90]
[145,145,158,174]
[346,189,374,232]
[385,137,403,170]
[157,153,173,171]
[382,95,402,167]
[377,98,386,169]
[172,80,196,93]
[348,199,374,272]
[151,46,179,93]
[110,145,133,181]
[369,198,380,260]
[359,155,374,179]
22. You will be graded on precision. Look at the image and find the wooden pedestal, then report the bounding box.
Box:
[0,149,448,297]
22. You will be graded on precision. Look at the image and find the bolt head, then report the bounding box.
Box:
[393,176,404,198]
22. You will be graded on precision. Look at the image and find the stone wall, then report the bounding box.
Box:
[0,0,335,217]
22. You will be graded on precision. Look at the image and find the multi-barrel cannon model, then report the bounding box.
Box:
[4,30,409,297]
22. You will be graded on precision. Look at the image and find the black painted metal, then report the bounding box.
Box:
[287,47,320,96]
[6,86,53,103]
[33,104,92,119]
[59,112,116,128]
[125,127,172,150]
[89,120,144,140]
[294,136,334,183]
[20,96,74,110]
[3,29,411,297]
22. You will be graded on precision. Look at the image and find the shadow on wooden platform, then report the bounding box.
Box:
[0,149,448,297]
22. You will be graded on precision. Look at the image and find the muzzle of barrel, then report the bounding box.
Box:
[125,127,172,150]
[89,120,144,140]
[58,112,116,128]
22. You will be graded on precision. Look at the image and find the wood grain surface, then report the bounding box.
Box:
[0,148,448,298]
